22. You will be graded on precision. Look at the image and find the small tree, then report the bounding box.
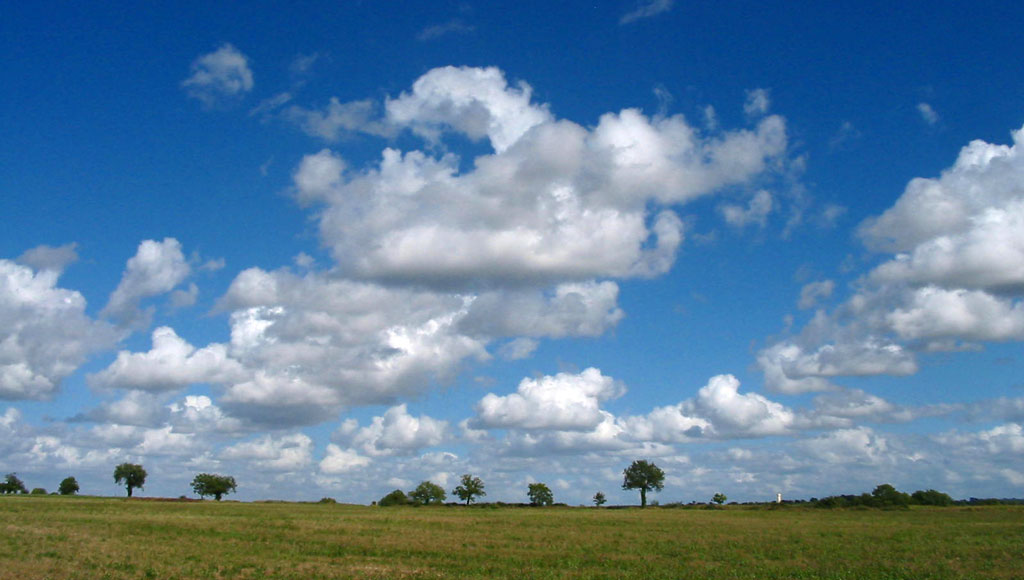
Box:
[453,474,486,505]
[409,480,446,505]
[593,491,607,507]
[712,492,727,506]
[379,489,410,506]
[191,473,237,501]
[58,476,80,496]
[1,473,28,495]
[527,482,554,506]
[30,487,47,495]
[113,463,147,497]
[621,459,665,508]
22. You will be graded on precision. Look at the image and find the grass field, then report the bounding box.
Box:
[1,496,1022,579]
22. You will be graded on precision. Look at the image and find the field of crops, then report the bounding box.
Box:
[2,496,1022,579]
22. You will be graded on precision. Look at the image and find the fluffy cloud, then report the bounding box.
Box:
[16,243,78,273]
[167,395,243,434]
[386,66,552,154]
[101,239,192,327]
[182,43,254,107]
[475,368,625,431]
[213,268,490,425]
[760,124,1024,389]
[221,433,312,471]
[800,426,892,465]
[90,326,246,392]
[337,404,448,456]
[721,190,774,228]
[0,260,119,400]
[477,371,802,458]
[299,66,787,288]
[319,444,371,474]
[75,390,168,426]
[625,374,794,440]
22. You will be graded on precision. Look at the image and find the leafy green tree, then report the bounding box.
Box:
[409,480,446,505]
[379,489,410,506]
[58,476,80,496]
[30,487,47,495]
[191,473,237,501]
[621,459,665,508]
[712,492,728,505]
[911,489,954,506]
[113,463,147,497]
[527,482,553,506]
[1,473,28,495]
[871,483,911,507]
[453,474,486,505]
[593,491,607,507]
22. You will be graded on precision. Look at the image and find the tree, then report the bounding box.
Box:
[30,487,47,495]
[593,491,607,507]
[1,473,28,495]
[621,459,665,508]
[452,474,486,505]
[113,463,147,497]
[191,473,237,501]
[712,492,728,506]
[527,482,554,506]
[409,480,446,505]
[58,477,79,496]
[911,489,954,507]
[871,483,911,508]
[379,489,410,506]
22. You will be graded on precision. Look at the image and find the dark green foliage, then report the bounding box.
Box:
[712,492,727,505]
[1,473,28,494]
[872,483,911,507]
[191,473,237,501]
[379,489,410,506]
[527,482,553,506]
[622,460,665,508]
[912,489,954,506]
[593,491,606,507]
[58,476,79,496]
[409,480,446,505]
[30,487,47,495]
[453,474,486,505]
[814,483,949,508]
[318,497,337,504]
[113,463,147,497]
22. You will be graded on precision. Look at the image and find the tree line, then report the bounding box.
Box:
[10,462,1009,508]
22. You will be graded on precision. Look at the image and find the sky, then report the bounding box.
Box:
[2,1,1024,504]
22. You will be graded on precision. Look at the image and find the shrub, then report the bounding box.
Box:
[379,489,410,506]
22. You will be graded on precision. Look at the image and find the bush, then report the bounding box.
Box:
[318,497,337,504]
[912,489,954,506]
[31,488,47,495]
[379,489,410,506]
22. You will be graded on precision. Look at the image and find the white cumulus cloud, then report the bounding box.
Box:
[0,260,119,400]
[101,238,192,328]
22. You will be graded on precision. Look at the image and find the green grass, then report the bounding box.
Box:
[1,496,1022,579]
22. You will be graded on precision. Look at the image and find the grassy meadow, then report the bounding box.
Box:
[1,496,1022,579]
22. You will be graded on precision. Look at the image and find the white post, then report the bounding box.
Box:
[776,493,782,503]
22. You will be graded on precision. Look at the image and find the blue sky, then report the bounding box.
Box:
[3,1,1024,504]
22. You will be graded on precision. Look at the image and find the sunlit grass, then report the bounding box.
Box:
[1,496,1021,578]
